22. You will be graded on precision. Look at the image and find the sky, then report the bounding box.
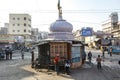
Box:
[0,0,120,32]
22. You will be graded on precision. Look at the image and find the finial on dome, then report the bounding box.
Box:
[57,0,62,20]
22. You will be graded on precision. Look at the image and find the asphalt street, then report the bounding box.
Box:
[0,49,120,80]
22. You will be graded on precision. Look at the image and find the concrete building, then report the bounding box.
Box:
[0,27,7,34]
[38,31,48,40]
[9,14,31,38]
[31,28,48,42]
[0,23,9,34]
[31,28,39,42]
[102,12,120,38]
[73,30,85,42]
[8,14,32,46]
[73,29,113,49]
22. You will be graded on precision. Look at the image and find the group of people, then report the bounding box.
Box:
[88,51,102,70]
[53,56,71,75]
[0,47,13,60]
[102,47,113,58]
[82,51,102,70]
[55,51,102,75]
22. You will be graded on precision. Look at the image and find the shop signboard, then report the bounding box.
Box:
[81,28,92,36]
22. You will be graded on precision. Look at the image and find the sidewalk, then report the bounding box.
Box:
[21,65,73,80]
[20,62,120,80]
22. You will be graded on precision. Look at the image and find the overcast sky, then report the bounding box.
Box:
[0,0,120,32]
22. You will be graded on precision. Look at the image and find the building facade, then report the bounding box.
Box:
[31,28,48,42]
[9,14,31,38]
[0,27,7,34]
[8,14,32,47]
[73,30,85,42]
[102,12,120,38]
[38,31,48,40]
[31,28,39,42]
[0,23,9,34]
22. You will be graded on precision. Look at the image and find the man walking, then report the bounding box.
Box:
[96,55,102,70]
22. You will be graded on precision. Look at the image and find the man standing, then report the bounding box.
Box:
[96,55,102,70]
[110,47,112,56]
[31,51,34,68]
[54,56,60,75]
[9,48,13,60]
[21,47,25,60]
[65,60,70,75]
[5,47,10,60]
[102,48,105,58]
[88,51,92,63]
[82,51,86,64]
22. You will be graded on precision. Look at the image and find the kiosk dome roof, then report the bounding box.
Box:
[50,19,73,32]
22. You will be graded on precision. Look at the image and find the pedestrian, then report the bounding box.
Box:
[21,52,24,60]
[102,49,105,58]
[31,51,34,68]
[9,49,13,60]
[54,56,60,75]
[110,47,112,56]
[5,47,10,60]
[82,51,86,64]
[96,55,102,70]
[65,60,70,75]
[34,58,39,70]
[0,48,5,60]
[21,48,24,60]
[88,51,92,63]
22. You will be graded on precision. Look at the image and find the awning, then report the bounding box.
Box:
[36,41,49,46]
[94,38,100,41]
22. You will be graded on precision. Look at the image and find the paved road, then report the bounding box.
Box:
[71,65,120,80]
[0,49,119,80]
